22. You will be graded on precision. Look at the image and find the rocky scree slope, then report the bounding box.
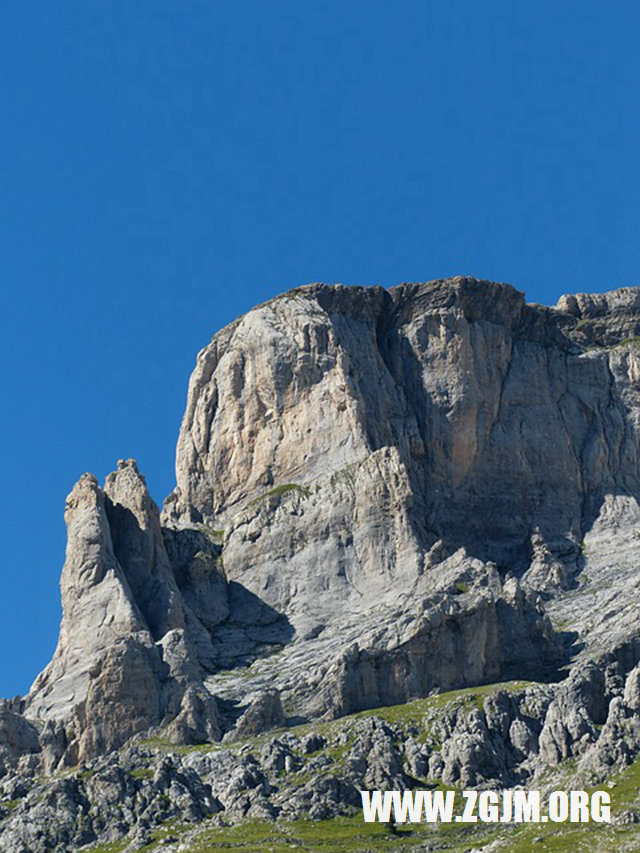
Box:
[4,277,640,851]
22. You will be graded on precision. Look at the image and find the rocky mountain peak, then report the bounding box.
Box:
[6,279,640,852]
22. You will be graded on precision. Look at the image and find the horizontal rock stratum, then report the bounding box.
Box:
[5,276,640,851]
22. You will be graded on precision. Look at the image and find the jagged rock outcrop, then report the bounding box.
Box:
[0,703,39,778]
[26,470,167,764]
[25,462,221,768]
[4,673,640,852]
[226,690,285,741]
[557,287,640,347]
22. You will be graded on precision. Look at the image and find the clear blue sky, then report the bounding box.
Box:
[1,1,638,697]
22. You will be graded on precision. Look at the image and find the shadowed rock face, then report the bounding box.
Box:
[17,277,640,767]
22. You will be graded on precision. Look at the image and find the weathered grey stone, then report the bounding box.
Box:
[0,704,40,776]
[24,472,166,764]
[226,690,285,741]
[24,462,221,766]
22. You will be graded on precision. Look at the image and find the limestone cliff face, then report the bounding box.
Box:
[166,279,640,559]
[158,279,640,721]
[19,277,640,764]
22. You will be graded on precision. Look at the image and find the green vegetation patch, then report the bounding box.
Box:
[615,334,640,348]
[81,840,129,853]
[184,814,501,853]
[249,482,311,508]
[347,680,533,727]
[198,524,225,542]
[264,483,311,499]
[130,767,154,780]
[138,734,220,756]
[83,819,190,853]
[487,755,640,852]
